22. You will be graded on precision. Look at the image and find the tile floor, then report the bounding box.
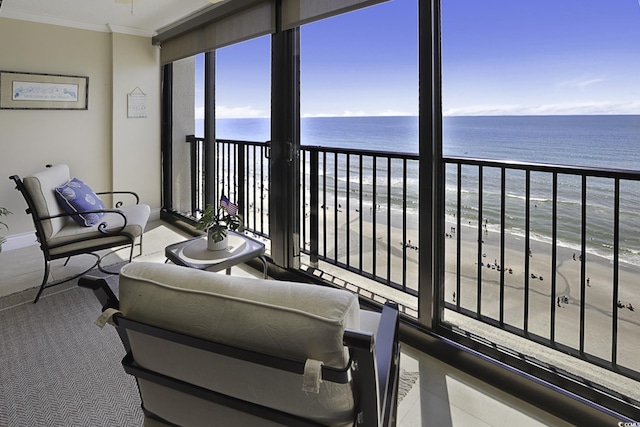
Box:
[0,220,572,426]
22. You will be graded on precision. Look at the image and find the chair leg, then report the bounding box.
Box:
[128,240,135,263]
[36,253,101,302]
[33,258,51,304]
[137,234,144,257]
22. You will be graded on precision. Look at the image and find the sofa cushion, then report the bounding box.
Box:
[118,262,360,426]
[119,262,360,366]
[54,177,106,227]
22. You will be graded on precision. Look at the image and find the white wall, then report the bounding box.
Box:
[111,32,161,206]
[0,18,161,249]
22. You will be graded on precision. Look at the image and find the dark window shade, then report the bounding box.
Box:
[156,0,387,64]
[160,1,275,65]
[281,0,388,30]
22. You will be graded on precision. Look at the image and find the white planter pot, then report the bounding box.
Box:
[207,228,228,251]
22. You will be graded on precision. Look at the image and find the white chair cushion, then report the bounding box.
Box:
[22,164,71,239]
[118,262,362,426]
[21,164,149,255]
[119,262,360,366]
[47,204,150,256]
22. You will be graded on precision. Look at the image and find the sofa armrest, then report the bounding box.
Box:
[78,276,131,351]
[375,303,400,426]
[78,276,120,311]
[343,302,399,426]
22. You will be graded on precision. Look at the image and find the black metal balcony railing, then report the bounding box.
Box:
[444,156,640,382]
[301,146,420,296]
[180,136,640,383]
[184,136,420,295]
[185,136,270,238]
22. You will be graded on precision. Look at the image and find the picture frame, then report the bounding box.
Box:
[0,71,89,110]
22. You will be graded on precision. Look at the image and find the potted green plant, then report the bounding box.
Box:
[0,206,11,253]
[195,196,242,251]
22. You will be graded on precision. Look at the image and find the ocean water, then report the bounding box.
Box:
[206,115,640,266]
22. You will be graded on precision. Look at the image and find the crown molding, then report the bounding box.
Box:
[1,10,154,37]
[107,23,155,37]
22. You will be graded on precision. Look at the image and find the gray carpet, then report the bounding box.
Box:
[0,274,143,427]
[0,271,419,426]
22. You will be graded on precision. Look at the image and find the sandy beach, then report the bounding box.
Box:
[443,218,640,400]
[299,203,420,290]
[443,219,639,360]
[248,201,639,399]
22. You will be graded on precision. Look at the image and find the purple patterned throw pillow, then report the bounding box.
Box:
[54,178,106,227]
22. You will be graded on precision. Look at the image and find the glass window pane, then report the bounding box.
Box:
[214,36,271,142]
[442,0,640,402]
[299,0,419,309]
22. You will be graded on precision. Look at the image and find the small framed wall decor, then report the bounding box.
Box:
[127,86,147,118]
[0,71,89,110]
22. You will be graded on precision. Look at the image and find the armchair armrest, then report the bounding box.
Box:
[95,191,140,207]
[38,209,129,236]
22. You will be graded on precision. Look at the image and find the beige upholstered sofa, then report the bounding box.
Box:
[81,262,400,426]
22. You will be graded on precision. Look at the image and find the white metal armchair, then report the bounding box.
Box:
[10,164,150,303]
[80,262,400,426]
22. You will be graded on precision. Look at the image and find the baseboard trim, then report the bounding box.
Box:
[1,232,38,252]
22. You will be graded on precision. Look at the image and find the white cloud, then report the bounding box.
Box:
[443,104,524,116]
[198,105,268,119]
[301,110,366,118]
[378,109,413,116]
[341,110,367,117]
[443,101,640,116]
[302,112,335,118]
[556,77,605,90]
[302,109,414,118]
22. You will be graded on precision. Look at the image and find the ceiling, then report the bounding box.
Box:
[0,0,230,37]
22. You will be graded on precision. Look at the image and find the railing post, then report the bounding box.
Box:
[310,149,319,268]
[186,134,198,214]
[238,142,246,217]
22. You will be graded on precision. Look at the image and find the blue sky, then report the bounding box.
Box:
[206,0,640,118]
[443,0,640,116]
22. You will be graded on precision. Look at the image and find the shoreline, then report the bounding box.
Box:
[444,219,640,372]
[248,201,640,392]
[304,204,640,374]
